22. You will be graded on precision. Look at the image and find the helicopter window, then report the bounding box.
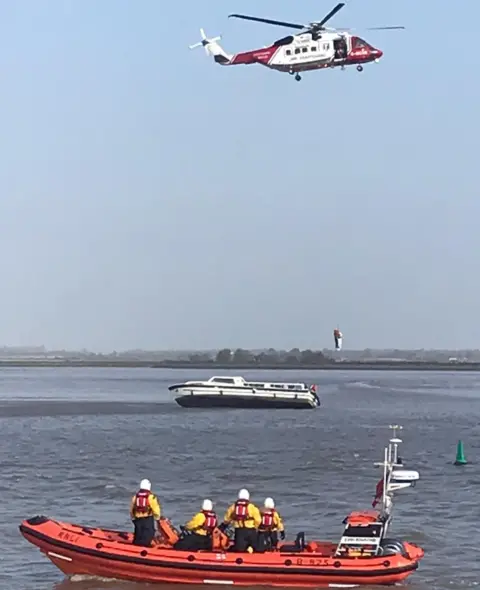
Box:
[286,49,292,56]
[302,47,308,53]
[311,46,317,51]
[323,43,330,51]
[353,37,371,49]
[295,48,300,54]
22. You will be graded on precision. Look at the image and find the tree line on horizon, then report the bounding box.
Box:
[187,348,332,366]
[2,346,480,364]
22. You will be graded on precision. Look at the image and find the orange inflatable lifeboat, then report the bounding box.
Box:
[18,425,424,587]
[19,510,423,587]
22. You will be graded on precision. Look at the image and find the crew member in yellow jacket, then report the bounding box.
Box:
[174,499,218,551]
[221,488,262,552]
[258,497,285,551]
[130,478,161,547]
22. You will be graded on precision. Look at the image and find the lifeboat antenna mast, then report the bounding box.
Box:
[389,424,403,465]
[374,425,420,536]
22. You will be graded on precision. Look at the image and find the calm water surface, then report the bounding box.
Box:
[1,367,479,590]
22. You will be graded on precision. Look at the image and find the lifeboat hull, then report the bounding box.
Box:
[19,516,424,587]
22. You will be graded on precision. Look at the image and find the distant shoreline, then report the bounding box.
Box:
[0,359,479,371]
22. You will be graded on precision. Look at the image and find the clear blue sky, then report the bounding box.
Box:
[1,0,479,352]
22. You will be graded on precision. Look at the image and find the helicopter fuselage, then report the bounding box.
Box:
[221,32,383,75]
[191,3,402,80]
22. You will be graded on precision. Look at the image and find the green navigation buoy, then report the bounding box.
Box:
[454,440,467,466]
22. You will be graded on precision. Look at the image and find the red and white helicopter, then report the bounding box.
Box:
[189,2,404,81]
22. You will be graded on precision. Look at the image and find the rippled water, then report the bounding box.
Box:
[1,367,480,590]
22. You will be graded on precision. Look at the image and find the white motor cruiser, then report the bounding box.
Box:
[168,375,320,409]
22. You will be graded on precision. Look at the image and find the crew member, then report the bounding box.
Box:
[174,499,218,551]
[221,488,261,552]
[258,497,285,552]
[130,478,161,547]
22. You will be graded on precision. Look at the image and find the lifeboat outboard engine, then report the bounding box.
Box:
[379,537,408,557]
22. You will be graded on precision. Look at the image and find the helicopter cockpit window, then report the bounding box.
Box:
[353,37,372,49]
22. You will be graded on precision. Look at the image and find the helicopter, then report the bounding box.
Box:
[189,2,404,81]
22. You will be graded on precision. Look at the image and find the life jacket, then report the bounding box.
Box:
[261,508,276,530]
[134,490,152,515]
[202,510,218,532]
[234,500,250,521]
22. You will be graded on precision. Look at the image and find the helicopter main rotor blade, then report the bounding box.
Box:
[334,25,405,32]
[314,3,345,29]
[366,26,405,30]
[228,14,306,30]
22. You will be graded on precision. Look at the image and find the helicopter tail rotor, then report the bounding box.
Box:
[189,29,232,64]
[189,29,222,55]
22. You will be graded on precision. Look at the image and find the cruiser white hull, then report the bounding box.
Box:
[168,375,320,410]
[169,386,319,409]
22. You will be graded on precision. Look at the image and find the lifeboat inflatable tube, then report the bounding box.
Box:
[19,515,424,587]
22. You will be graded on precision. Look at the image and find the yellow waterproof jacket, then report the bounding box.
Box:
[184,511,218,536]
[224,501,262,529]
[130,491,161,520]
[259,508,284,532]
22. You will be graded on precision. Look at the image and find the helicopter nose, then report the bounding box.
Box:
[374,48,383,59]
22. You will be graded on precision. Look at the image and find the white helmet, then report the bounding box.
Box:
[238,488,250,500]
[140,478,151,491]
[264,497,275,509]
[202,499,213,511]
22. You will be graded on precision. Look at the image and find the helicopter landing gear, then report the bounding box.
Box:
[356,65,363,72]
[288,69,301,81]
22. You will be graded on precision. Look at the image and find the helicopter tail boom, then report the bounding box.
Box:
[189,29,233,65]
